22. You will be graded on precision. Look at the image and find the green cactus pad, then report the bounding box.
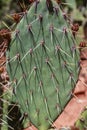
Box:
[7,0,79,130]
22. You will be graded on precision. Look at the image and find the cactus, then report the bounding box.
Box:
[75,106,87,130]
[7,0,79,130]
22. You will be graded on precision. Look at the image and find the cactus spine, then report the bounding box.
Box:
[7,0,79,130]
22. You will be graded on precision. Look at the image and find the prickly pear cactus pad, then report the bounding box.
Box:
[7,0,79,130]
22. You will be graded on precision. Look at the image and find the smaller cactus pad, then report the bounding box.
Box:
[75,106,87,130]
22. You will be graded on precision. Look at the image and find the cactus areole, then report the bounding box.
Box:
[7,0,79,130]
